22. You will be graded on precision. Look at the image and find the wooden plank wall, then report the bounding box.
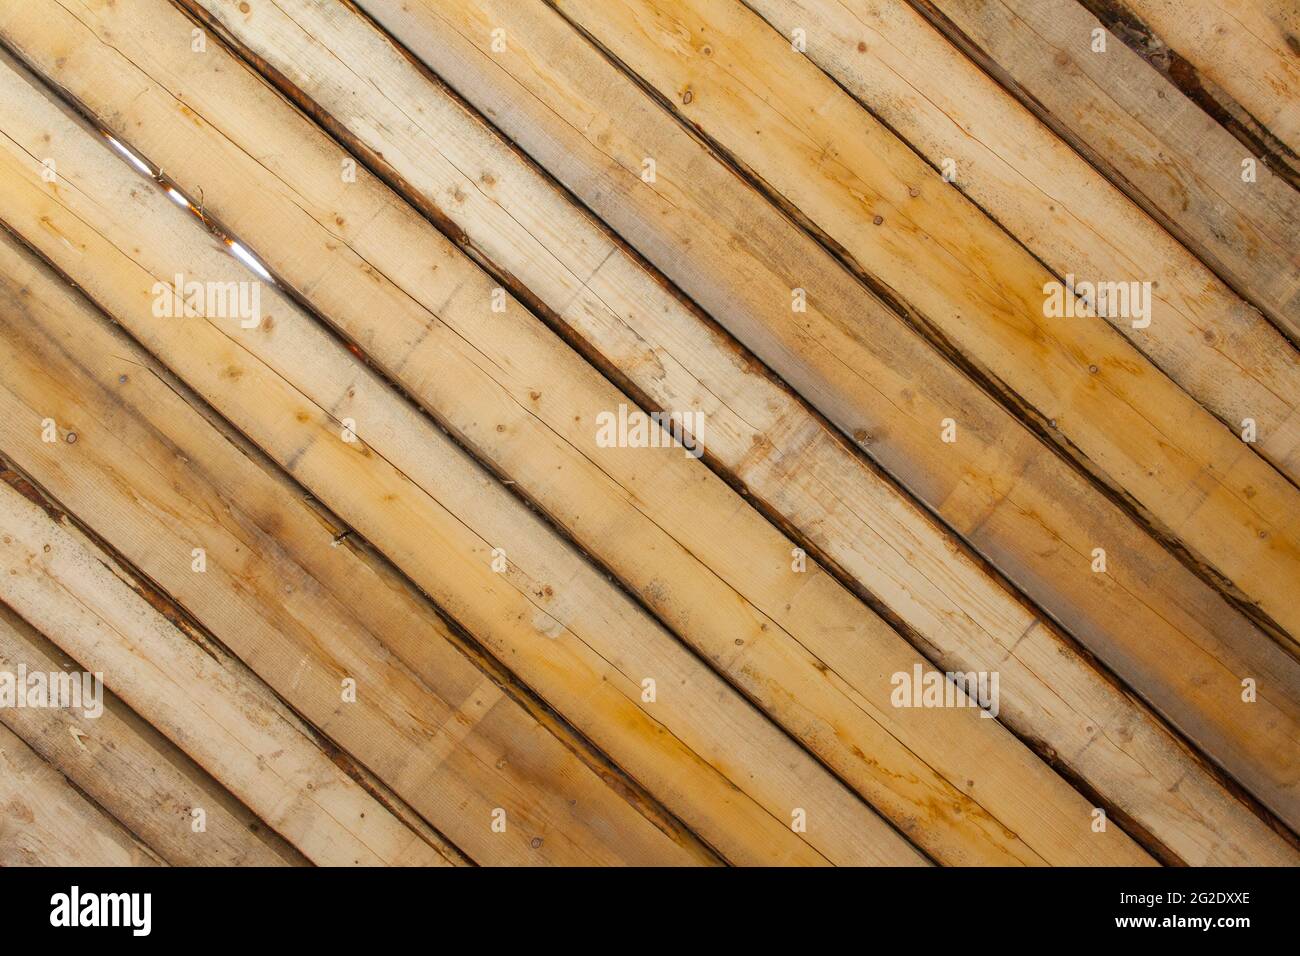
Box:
[0,0,1294,866]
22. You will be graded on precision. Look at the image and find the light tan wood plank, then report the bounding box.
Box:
[0,601,303,866]
[0,483,451,867]
[0,54,930,867]
[0,722,161,866]
[343,0,1300,834]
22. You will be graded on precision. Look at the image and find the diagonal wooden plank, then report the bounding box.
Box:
[0,600,305,866]
[0,234,704,867]
[1103,0,1300,162]
[0,481,452,867]
[0,722,163,866]
[0,0,1175,866]
[301,0,1298,835]
[0,55,934,867]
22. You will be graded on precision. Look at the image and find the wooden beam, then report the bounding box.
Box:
[0,55,937,867]
[0,481,452,867]
[0,722,162,866]
[0,602,305,866]
[331,0,1299,833]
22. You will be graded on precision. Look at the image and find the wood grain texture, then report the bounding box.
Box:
[0,602,305,866]
[0,230,702,867]
[1116,0,1300,160]
[745,0,1300,446]
[149,0,1299,865]
[907,0,1300,342]
[7,0,1184,867]
[0,481,451,867]
[349,0,1300,834]
[0,53,934,867]
[0,722,162,867]
[543,0,1300,652]
[0,0,1292,866]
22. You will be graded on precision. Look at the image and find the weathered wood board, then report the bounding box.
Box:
[0,0,1293,866]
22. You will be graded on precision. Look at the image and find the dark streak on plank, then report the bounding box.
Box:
[1075,0,1300,190]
